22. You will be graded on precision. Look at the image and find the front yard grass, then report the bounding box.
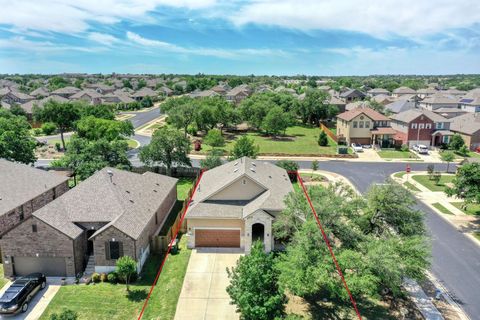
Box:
[411,174,455,192]
[473,233,480,241]
[200,125,339,155]
[393,172,407,179]
[432,203,454,215]
[451,202,480,216]
[40,236,191,320]
[377,149,417,159]
[403,181,420,192]
[0,264,8,290]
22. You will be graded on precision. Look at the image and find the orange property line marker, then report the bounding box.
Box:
[137,169,205,320]
[296,171,363,320]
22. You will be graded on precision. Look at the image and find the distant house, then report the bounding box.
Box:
[432,108,467,119]
[186,157,293,253]
[1,168,177,277]
[345,101,370,112]
[372,94,394,106]
[1,91,34,105]
[189,90,218,99]
[70,89,103,105]
[84,83,115,95]
[30,87,50,98]
[416,88,438,99]
[329,96,347,113]
[158,86,173,96]
[20,95,69,118]
[101,93,135,106]
[418,94,458,111]
[339,89,366,102]
[367,88,390,97]
[459,95,480,113]
[443,88,466,96]
[0,159,69,237]
[390,109,452,147]
[392,87,416,98]
[336,107,394,146]
[226,85,252,104]
[384,100,416,114]
[211,84,231,95]
[131,87,158,101]
[51,86,81,98]
[450,113,480,150]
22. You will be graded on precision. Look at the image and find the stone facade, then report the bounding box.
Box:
[93,226,135,273]
[0,217,75,277]
[244,211,274,253]
[0,181,69,236]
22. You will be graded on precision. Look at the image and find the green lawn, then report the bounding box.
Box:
[300,172,327,182]
[464,151,480,159]
[432,203,454,215]
[40,237,191,320]
[393,172,407,179]
[451,202,480,216]
[176,178,194,201]
[0,264,8,290]
[403,181,420,192]
[201,125,339,155]
[473,233,480,241]
[127,139,139,149]
[377,149,417,159]
[411,174,455,192]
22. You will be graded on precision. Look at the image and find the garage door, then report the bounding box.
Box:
[195,229,240,248]
[13,257,67,277]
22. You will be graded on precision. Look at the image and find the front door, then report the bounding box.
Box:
[86,230,95,255]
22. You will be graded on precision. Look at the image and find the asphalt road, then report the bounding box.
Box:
[121,106,162,129]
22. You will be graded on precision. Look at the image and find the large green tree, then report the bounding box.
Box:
[76,116,134,141]
[297,89,337,125]
[139,127,191,175]
[446,163,480,207]
[162,97,198,137]
[0,109,36,164]
[229,135,259,160]
[34,101,81,150]
[227,241,286,320]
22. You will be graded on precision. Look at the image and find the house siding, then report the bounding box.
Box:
[209,177,264,201]
[93,227,135,270]
[0,217,75,277]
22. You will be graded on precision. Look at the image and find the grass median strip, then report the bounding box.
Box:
[411,174,455,192]
[403,181,420,192]
[432,203,454,215]
[0,264,7,290]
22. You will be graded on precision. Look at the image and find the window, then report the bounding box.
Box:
[353,121,358,128]
[436,122,444,129]
[107,241,123,260]
[32,224,37,233]
[411,123,417,129]
[419,123,425,129]
[359,121,364,128]
[426,123,432,129]
[365,121,370,128]
[19,206,24,221]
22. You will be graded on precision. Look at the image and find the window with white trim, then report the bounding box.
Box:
[411,123,417,129]
[419,123,425,129]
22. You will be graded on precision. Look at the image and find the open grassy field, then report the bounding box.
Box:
[451,202,480,216]
[411,174,455,192]
[200,125,339,155]
[40,237,191,320]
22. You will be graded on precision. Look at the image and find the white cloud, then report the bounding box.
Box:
[0,36,107,53]
[125,31,288,59]
[87,32,120,46]
[229,0,480,38]
[0,0,217,33]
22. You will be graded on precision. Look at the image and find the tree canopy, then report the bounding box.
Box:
[229,136,259,160]
[446,163,480,205]
[0,108,36,164]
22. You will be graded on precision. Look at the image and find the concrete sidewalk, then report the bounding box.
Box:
[403,278,444,320]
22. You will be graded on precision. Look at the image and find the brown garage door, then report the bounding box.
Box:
[195,229,240,248]
[350,137,371,145]
[13,257,67,277]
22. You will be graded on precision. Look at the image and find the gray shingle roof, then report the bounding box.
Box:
[33,168,177,240]
[0,159,69,215]
[187,157,293,219]
[391,109,451,123]
[450,113,480,135]
[385,100,416,114]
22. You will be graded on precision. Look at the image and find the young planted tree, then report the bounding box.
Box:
[139,127,191,175]
[200,149,223,170]
[116,256,137,291]
[229,135,259,160]
[227,241,286,320]
[449,134,465,152]
[318,130,329,146]
[440,151,455,173]
[203,129,225,149]
[311,160,319,171]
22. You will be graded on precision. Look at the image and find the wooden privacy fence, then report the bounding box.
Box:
[320,122,338,142]
[132,166,201,178]
[150,172,201,253]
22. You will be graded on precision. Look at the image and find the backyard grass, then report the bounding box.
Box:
[403,181,421,192]
[432,203,454,215]
[377,149,417,159]
[176,178,194,201]
[0,264,7,290]
[200,125,339,155]
[40,236,191,320]
[411,174,455,192]
[451,202,480,216]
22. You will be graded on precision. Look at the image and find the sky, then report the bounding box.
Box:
[0,0,480,75]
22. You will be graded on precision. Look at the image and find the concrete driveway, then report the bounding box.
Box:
[174,248,242,320]
[0,279,61,320]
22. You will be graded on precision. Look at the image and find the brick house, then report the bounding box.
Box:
[390,109,453,147]
[1,168,177,277]
[0,159,69,237]
[226,85,252,104]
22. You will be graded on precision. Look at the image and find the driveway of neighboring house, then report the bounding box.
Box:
[356,148,382,161]
[174,248,242,320]
[0,278,61,320]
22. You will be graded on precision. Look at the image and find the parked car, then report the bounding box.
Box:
[0,273,46,314]
[351,143,363,153]
[417,145,429,154]
[411,145,419,152]
[362,144,372,149]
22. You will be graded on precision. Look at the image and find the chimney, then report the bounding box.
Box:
[107,170,113,183]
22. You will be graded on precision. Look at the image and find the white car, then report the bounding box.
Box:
[351,143,363,153]
[417,145,429,154]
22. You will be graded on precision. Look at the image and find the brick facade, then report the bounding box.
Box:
[406,115,435,145]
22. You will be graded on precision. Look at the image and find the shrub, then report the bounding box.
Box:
[337,146,349,154]
[458,145,469,157]
[432,171,441,185]
[91,272,101,283]
[107,272,118,283]
[55,142,61,152]
[318,131,328,146]
[41,122,57,135]
[100,273,108,282]
[33,128,43,136]
[49,309,78,320]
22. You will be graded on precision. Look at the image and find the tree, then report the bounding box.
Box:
[368,100,385,113]
[139,127,191,175]
[432,171,441,185]
[276,159,298,182]
[440,151,455,173]
[311,160,319,171]
[137,79,147,90]
[200,149,223,170]
[0,109,36,164]
[162,97,197,137]
[41,122,57,135]
[229,136,259,160]
[446,163,480,207]
[80,104,115,120]
[49,309,78,320]
[123,79,133,89]
[203,129,225,148]
[226,241,286,320]
[116,256,137,291]
[318,130,328,146]
[449,134,465,151]
[34,101,81,151]
[296,89,337,125]
[76,116,134,141]
[262,106,291,137]
[9,104,27,117]
[239,94,274,130]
